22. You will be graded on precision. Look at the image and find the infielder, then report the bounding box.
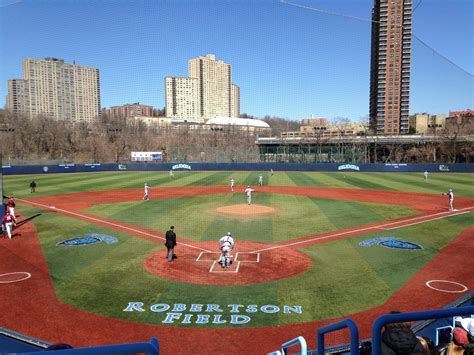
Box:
[2,210,16,239]
[218,232,235,268]
[230,178,235,192]
[258,175,263,186]
[143,183,150,200]
[442,189,454,211]
[245,185,255,205]
[7,196,16,222]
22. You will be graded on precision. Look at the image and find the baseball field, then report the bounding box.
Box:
[1,170,473,354]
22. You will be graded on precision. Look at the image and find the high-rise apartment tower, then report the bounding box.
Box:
[369,0,412,135]
[165,54,240,120]
[7,58,100,123]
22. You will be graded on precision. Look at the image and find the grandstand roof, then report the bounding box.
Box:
[205,117,270,128]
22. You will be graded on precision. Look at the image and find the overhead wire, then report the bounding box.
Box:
[279,0,473,77]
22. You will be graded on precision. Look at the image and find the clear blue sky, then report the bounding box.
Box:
[0,0,472,121]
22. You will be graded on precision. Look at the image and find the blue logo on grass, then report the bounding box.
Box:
[85,233,118,244]
[57,236,101,246]
[57,234,118,246]
[360,237,422,250]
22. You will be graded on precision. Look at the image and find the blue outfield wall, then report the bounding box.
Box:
[1,162,474,175]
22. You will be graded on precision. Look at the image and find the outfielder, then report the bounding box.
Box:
[218,232,235,268]
[245,186,255,205]
[442,189,454,211]
[423,171,428,180]
[258,175,263,186]
[230,178,235,192]
[143,183,150,200]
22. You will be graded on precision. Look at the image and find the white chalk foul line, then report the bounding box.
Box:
[19,198,211,253]
[385,211,470,230]
[251,207,473,253]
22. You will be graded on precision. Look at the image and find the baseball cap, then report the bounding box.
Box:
[227,232,231,236]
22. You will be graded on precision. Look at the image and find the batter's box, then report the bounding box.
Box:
[196,251,222,262]
[209,260,240,273]
[234,252,260,263]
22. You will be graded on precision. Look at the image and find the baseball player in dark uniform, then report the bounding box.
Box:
[165,226,177,262]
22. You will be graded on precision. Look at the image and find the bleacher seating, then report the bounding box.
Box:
[269,291,474,355]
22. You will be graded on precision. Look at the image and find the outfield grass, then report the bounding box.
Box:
[5,171,474,328]
[4,171,474,197]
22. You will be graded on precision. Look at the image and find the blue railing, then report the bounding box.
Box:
[372,306,474,355]
[268,335,308,355]
[8,337,160,355]
[317,318,359,355]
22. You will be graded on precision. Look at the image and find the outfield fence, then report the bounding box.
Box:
[1,162,474,175]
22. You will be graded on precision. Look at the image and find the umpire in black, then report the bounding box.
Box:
[165,226,177,262]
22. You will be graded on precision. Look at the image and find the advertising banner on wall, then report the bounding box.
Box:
[131,152,163,162]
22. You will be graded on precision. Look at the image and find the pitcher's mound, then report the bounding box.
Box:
[216,204,276,217]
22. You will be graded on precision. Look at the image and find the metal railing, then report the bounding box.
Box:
[317,319,359,355]
[268,336,308,355]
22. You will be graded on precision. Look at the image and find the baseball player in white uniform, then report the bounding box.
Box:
[169,169,174,177]
[258,175,263,186]
[218,232,235,268]
[245,186,255,205]
[423,171,428,180]
[143,183,150,200]
[442,189,455,211]
[230,178,235,192]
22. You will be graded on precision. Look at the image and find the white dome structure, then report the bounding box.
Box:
[205,117,270,128]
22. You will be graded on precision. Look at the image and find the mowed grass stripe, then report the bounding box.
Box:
[286,171,324,187]
[188,171,234,187]
[371,173,452,193]
[266,171,295,186]
[271,194,335,241]
[277,240,392,322]
[320,172,397,190]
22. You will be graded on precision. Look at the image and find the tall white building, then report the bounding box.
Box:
[165,54,240,120]
[7,57,101,123]
[164,77,200,120]
[231,84,240,118]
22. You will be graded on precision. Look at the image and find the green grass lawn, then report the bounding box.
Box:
[85,193,417,243]
[6,171,474,328]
